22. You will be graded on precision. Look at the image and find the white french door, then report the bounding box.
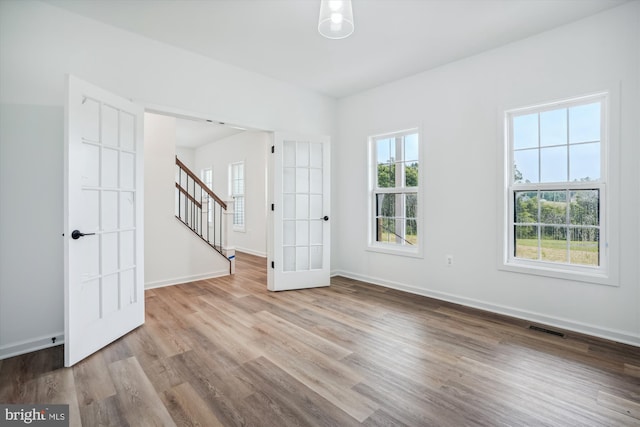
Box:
[268,132,331,291]
[64,75,145,367]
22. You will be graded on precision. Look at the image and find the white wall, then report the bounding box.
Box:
[0,0,335,358]
[0,105,65,358]
[144,113,230,288]
[334,2,640,345]
[195,131,270,257]
[0,2,335,134]
[175,147,196,171]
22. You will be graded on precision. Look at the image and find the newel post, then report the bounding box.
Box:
[222,199,236,274]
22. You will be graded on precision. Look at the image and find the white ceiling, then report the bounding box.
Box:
[46,0,629,148]
[45,0,628,99]
[174,117,245,149]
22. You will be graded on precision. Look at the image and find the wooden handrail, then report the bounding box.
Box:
[175,155,230,271]
[175,183,202,209]
[175,156,227,210]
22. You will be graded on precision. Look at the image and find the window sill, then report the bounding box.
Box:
[367,243,423,259]
[499,259,617,286]
[233,227,246,233]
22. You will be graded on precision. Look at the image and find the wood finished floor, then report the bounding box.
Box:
[1,252,639,426]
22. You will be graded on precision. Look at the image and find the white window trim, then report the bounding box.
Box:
[500,91,619,286]
[229,161,245,232]
[367,128,423,258]
[201,167,213,224]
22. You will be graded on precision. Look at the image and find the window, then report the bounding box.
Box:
[200,167,213,223]
[229,162,245,231]
[506,93,607,277]
[369,129,420,255]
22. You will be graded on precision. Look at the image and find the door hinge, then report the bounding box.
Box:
[271,203,274,211]
[271,261,275,269]
[271,145,274,154]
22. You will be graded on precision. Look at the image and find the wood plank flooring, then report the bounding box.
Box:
[1,252,639,426]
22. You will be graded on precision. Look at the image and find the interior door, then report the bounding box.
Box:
[64,75,145,367]
[268,132,330,291]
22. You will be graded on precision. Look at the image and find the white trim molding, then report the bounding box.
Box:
[331,269,640,348]
[145,270,228,289]
[0,333,65,360]
[235,247,267,258]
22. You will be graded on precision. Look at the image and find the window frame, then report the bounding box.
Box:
[367,128,423,258]
[502,92,614,284]
[200,167,213,224]
[229,161,245,232]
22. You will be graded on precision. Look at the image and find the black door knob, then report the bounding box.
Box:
[71,230,96,240]
[322,216,329,221]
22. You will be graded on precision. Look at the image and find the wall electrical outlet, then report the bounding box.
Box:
[446,255,454,266]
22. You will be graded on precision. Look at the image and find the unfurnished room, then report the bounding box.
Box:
[1,0,639,426]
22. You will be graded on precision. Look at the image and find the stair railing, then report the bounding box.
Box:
[175,156,234,273]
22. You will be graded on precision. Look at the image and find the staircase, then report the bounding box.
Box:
[175,156,235,274]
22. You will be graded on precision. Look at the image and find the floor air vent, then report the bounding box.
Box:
[528,325,565,338]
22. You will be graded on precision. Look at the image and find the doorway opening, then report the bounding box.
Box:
[144,110,271,283]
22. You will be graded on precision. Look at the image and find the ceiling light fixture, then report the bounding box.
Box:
[318,0,354,40]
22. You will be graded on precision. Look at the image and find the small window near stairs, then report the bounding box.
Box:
[230,162,245,231]
[201,167,213,223]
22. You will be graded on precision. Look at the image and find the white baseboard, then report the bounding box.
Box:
[145,270,229,289]
[0,333,64,360]
[331,269,640,348]
[235,247,267,258]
